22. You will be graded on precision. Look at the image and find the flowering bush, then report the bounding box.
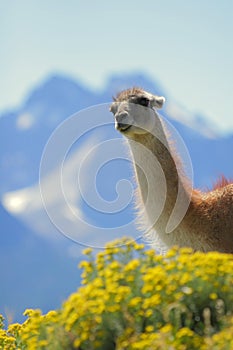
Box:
[1,238,233,349]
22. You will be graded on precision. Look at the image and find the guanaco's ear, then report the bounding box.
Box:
[151,95,166,109]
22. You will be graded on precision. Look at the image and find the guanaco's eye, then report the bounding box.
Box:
[137,97,150,107]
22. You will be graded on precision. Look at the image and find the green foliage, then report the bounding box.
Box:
[1,238,233,349]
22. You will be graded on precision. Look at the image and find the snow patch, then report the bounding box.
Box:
[16,113,35,130]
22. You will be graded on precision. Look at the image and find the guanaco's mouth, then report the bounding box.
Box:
[116,123,132,132]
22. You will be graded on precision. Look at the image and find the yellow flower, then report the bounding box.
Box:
[141,284,154,294]
[78,260,92,270]
[107,304,121,313]
[7,323,21,335]
[124,259,140,272]
[143,294,161,309]
[176,327,194,338]
[38,339,49,347]
[73,338,81,348]
[209,292,218,300]
[145,325,154,333]
[179,247,194,255]
[145,249,157,258]
[23,308,41,318]
[179,272,192,285]
[134,243,145,250]
[145,309,153,317]
[129,297,142,308]
[83,247,93,255]
[126,275,135,283]
[109,261,121,269]
[92,277,104,288]
[160,323,172,333]
[165,246,179,258]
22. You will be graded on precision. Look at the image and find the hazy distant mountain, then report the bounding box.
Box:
[0,202,81,323]
[1,73,232,194]
[0,72,232,322]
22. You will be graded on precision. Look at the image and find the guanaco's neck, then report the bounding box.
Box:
[128,115,191,233]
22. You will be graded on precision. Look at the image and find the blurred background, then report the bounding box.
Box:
[0,0,232,323]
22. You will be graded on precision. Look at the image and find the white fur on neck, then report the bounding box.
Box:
[127,116,201,252]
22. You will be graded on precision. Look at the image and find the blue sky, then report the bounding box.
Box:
[1,0,233,132]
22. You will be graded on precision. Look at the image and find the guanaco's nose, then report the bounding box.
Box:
[115,112,128,124]
[115,112,131,131]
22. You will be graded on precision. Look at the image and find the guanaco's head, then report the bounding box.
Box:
[110,87,165,137]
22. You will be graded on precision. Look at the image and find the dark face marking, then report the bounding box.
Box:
[134,96,150,107]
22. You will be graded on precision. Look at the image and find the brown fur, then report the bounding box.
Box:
[212,175,233,191]
[114,87,145,101]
